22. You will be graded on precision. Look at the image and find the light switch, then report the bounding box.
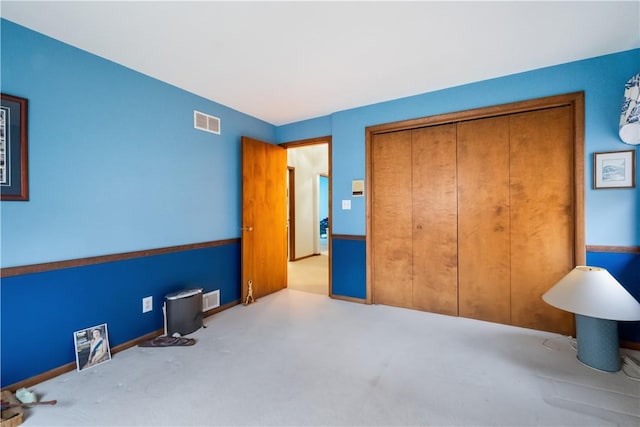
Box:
[342,200,351,210]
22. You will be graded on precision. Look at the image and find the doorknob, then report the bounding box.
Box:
[241,226,254,231]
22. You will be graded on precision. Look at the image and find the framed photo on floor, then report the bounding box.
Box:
[0,93,29,201]
[593,150,635,189]
[73,323,112,371]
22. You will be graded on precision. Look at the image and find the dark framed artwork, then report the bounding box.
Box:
[593,150,636,189]
[0,93,29,201]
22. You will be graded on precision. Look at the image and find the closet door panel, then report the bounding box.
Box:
[457,117,511,324]
[371,131,413,308]
[510,106,575,335]
[412,124,458,315]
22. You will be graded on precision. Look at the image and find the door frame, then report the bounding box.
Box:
[287,166,296,261]
[287,167,326,261]
[365,92,585,304]
[318,173,329,255]
[280,135,333,297]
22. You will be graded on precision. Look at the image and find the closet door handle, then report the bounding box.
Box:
[241,226,254,232]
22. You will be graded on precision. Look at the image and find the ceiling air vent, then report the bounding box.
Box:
[194,110,221,135]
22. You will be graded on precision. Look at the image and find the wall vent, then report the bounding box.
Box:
[194,110,221,135]
[202,290,220,311]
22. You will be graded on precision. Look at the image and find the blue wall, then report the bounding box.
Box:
[0,19,273,388]
[587,252,640,342]
[276,115,332,143]
[1,19,275,268]
[1,19,639,387]
[1,242,241,387]
[332,238,366,300]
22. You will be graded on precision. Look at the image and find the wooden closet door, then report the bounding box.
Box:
[509,106,575,335]
[457,117,511,324]
[412,124,458,315]
[371,131,413,308]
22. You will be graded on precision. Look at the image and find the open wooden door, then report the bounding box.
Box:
[241,136,288,303]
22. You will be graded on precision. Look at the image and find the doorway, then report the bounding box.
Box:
[282,137,332,296]
[319,174,329,255]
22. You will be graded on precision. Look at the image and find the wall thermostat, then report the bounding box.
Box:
[352,180,364,197]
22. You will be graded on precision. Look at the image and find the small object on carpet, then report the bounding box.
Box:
[1,400,57,410]
[138,336,196,347]
[1,390,24,427]
[244,279,256,306]
[14,389,36,405]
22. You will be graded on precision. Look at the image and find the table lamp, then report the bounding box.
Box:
[542,266,640,372]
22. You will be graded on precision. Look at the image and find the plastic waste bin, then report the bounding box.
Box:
[164,288,203,336]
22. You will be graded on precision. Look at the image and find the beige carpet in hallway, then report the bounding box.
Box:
[288,254,328,295]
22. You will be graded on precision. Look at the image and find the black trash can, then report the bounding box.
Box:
[164,288,203,337]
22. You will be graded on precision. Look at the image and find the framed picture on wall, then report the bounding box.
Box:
[593,150,636,189]
[73,323,112,371]
[0,93,29,201]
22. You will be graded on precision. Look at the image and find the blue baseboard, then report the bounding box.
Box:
[329,242,640,344]
[331,237,366,300]
[586,251,640,344]
[3,242,637,387]
[0,242,240,388]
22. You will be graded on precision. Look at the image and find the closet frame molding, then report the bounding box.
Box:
[364,91,586,305]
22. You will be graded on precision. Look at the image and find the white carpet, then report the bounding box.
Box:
[19,289,640,426]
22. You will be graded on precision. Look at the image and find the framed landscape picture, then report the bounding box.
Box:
[593,150,635,189]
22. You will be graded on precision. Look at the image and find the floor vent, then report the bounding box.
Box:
[202,290,220,311]
[194,110,221,135]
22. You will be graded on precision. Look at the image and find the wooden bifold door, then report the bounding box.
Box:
[369,94,584,336]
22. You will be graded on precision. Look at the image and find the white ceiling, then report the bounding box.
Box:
[2,1,639,126]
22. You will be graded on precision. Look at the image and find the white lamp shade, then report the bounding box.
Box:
[619,73,640,145]
[542,266,640,321]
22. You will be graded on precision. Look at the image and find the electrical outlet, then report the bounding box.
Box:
[142,296,153,313]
